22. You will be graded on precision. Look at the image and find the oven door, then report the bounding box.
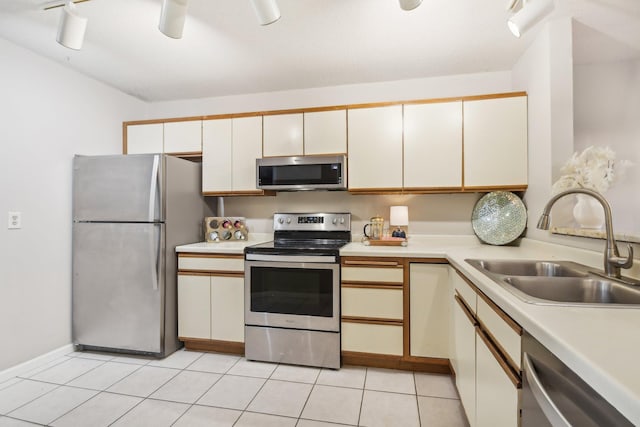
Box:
[245,255,340,332]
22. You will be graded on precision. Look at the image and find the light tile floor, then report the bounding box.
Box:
[0,349,468,426]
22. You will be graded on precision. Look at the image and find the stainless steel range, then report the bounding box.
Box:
[244,212,351,369]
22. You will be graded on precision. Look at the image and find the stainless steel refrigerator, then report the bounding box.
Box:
[72,154,211,357]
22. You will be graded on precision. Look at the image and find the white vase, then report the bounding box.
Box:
[573,194,605,229]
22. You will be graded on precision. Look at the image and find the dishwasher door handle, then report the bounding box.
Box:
[523,353,571,427]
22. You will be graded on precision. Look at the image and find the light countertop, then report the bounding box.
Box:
[176,234,640,423]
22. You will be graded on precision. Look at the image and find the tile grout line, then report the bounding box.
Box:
[232,359,279,426]
[414,371,422,427]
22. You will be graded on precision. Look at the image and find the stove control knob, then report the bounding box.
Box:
[286,218,291,224]
[340,217,345,224]
[278,218,284,224]
[332,218,338,225]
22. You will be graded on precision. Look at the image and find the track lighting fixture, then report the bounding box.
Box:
[507,0,554,38]
[250,0,281,26]
[398,0,423,11]
[159,0,189,39]
[56,0,87,50]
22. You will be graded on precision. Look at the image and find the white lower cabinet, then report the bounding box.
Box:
[450,267,522,427]
[409,263,450,358]
[476,330,520,427]
[177,253,245,348]
[178,274,245,343]
[452,286,477,427]
[178,274,210,339]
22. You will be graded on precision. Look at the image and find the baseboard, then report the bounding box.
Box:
[0,343,75,384]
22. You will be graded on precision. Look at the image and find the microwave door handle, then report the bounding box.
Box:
[148,154,160,222]
[523,353,571,427]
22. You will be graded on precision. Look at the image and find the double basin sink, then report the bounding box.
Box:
[466,259,640,307]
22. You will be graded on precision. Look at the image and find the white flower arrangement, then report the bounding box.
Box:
[551,146,632,194]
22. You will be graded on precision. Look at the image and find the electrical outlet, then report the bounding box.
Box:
[8,211,21,229]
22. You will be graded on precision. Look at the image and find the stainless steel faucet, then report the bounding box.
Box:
[537,188,634,279]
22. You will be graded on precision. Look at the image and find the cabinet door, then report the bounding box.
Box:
[347,106,403,190]
[452,295,477,427]
[409,264,450,358]
[211,275,245,342]
[263,113,303,157]
[232,116,263,191]
[341,322,403,355]
[178,274,211,339]
[202,119,232,192]
[164,120,202,153]
[304,110,347,155]
[126,123,163,154]
[404,102,462,189]
[476,330,520,427]
[463,96,528,188]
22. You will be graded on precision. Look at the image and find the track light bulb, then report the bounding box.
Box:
[56,1,87,50]
[250,0,281,26]
[398,0,423,11]
[159,0,189,39]
[507,0,554,38]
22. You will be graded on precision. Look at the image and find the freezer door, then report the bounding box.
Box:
[73,154,163,222]
[73,222,165,354]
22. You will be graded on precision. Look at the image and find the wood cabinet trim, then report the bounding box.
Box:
[181,338,245,355]
[341,282,403,290]
[477,329,522,389]
[342,316,403,326]
[124,92,527,127]
[405,258,448,264]
[478,318,521,375]
[341,351,450,374]
[179,271,244,278]
[179,253,244,260]
[454,293,478,326]
[202,190,275,197]
[342,258,404,267]
[476,289,523,335]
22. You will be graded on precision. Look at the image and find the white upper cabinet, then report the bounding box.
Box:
[404,102,463,189]
[163,120,202,153]
[304,110,347,155]
[233,116,263,191]
[347,105,403,190]
[202,116,263,194]
[126,123,163,154]
[463,95,528,188]
[202,119,232,193]
[263,113,303,157]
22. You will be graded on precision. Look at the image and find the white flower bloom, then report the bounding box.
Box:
[551,146,632,195]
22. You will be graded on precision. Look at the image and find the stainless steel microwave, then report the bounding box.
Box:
[256,155,347,191]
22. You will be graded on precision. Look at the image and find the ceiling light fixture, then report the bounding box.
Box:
[398,0,423,11]
[507,0,554,38]
[159,0,189,39]
[250,0,281,26]
[56,0,87,50]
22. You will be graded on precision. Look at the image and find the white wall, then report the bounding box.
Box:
[573,59,640,235]
[147,71,513,234]
[0,38,146,371]
[512,17,640,257]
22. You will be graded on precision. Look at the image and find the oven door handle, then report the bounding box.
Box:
[523,353,572,427]
[245,253,337,263]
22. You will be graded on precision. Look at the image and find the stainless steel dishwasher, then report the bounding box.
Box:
[522,332,632,426]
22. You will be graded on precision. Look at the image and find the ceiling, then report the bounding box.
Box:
[1,0,639,102]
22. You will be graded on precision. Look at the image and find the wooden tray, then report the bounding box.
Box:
[364,238,407,246]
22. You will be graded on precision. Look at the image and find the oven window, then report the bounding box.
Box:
[250,266,333,317]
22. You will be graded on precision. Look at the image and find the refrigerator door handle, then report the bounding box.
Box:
[150,224,161,291]
[148,154,160,222]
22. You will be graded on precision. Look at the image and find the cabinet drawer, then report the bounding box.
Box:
[341,266,403,284]
[453,270,477,314]
[178,255,244,273]
[477,295,522,370]
[342,287,403,319]
[341,322,403,355]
